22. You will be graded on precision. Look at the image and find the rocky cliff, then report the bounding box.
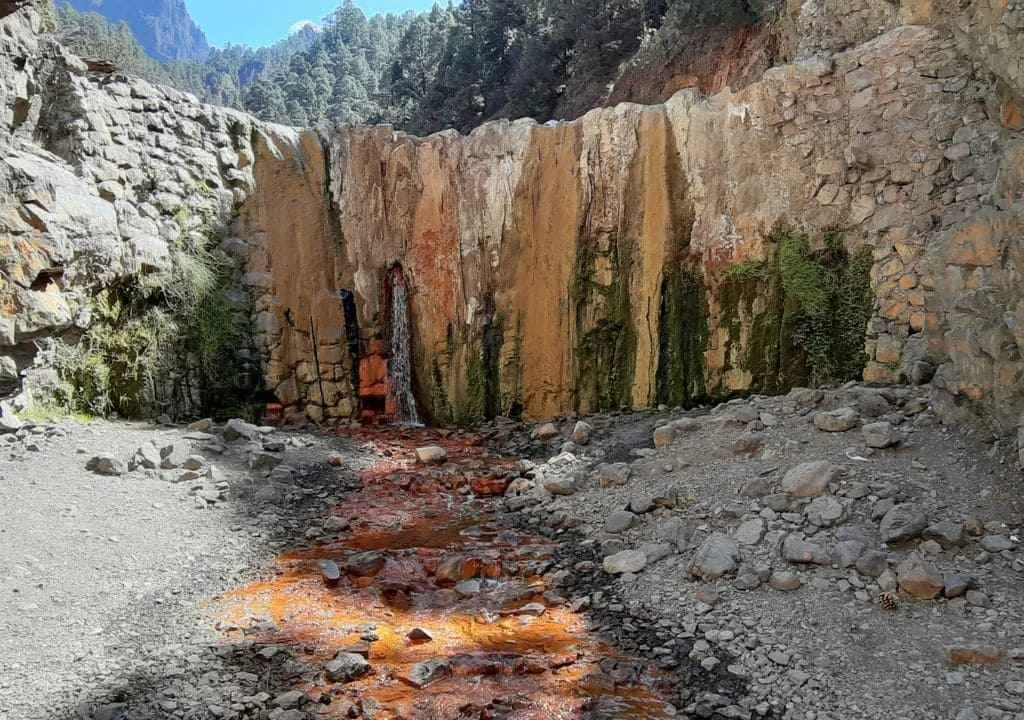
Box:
[2,1,1023,453]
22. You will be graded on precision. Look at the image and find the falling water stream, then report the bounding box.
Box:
[388,266,421,426]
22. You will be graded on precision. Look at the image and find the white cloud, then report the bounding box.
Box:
[288,19,317,35]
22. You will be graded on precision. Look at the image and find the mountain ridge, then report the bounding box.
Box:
[64,0,209,61]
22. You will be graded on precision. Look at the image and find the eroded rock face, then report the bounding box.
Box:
[2,0,1023,450]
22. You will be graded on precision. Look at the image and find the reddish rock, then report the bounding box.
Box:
[470,475,511,496]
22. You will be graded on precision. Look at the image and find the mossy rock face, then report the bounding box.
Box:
[572,233,637,414]
[50,240,261,421]
[656,266,708,407]
[713,230,874,396]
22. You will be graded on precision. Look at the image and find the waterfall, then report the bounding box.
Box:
[388,266,420,425]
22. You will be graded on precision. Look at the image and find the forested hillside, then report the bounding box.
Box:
[54,0,776,134]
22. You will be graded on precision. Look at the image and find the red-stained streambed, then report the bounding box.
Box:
[209,427,675,719]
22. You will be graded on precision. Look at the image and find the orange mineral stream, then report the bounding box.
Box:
[209,428,675,719]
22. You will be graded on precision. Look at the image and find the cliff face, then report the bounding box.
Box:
[245,19,1021,433]
[1,0,1022,451]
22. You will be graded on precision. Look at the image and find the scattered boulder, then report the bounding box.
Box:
[855,550,888,578]
[880,503,928,544]
[782,535,830,565]
[922,520,965,549]
[533,423,559,441]
[813,407,859,432]
[346,551,387,578]
[628,495,655,514]
[605,510,637,534]
[943,574,972,598]
[187,418,213,432]
[804,495,845,527]
[734,518,765,546]
[407,628,433,644]
[404,658,452,688]
[222,418,260,442]
[131,442,162,470]
[603,550,648,575]
[769,571,802,591]
[86,454,126,476]
[0,414,24,433]
[571,421,593,445]
[781,461,842,497]
[415,445,448,465]
[653,417,700,448]
[832,539,866,568]
[980,535,1015,553]
[862,421,899,448]
[594,462,631,487]
[324,653,371,683]
[249,451,282,473]
[160,441,192,469]
[689,533,740,580]
[543,476,576,496]
[318,560,341,585]
[896,555,943,599]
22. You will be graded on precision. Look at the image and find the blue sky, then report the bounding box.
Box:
[185,1,436,48]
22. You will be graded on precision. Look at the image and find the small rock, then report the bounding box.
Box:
[249,451,282,473]
[160,441,192,469]
[415,445,448,465]
[131,442,162,470]
[804,495,845,527]
[813,407,859,432]
[980,535,1015,553]
[689,533,740,580]
[271,691,304,709]
[782,535,830,565]
[187,418,213,432]
[832,539,866,568]
[880,503,928,544]
[965,589,991,607]
[324,653,371,683]
[571,421,593,445]
[223,418,261,441]
[603,550,648,575]
[407,628,432,644]
[533,423,559,441]
[781,461,843,497]
[86,454,126,476]
[896,554,943,599]
[629,495,655,514]
[605,510,637,534]
[346,551,387,577]
[734,518,765,546]
[943,574,972,598]
[862,421,899,448]
[769,571,802,591]
[923,520,965,549]
[318,560,341,584]
[653,417,700,448]
[543,476,576,496]
[854,550,888,578]
[404,658,452,688]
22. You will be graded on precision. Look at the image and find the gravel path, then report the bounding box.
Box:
[0,418,366,720]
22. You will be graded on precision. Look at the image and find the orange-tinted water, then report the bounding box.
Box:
[209,427,674,719]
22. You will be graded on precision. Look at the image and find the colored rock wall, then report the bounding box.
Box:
[246,21,1020,435]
